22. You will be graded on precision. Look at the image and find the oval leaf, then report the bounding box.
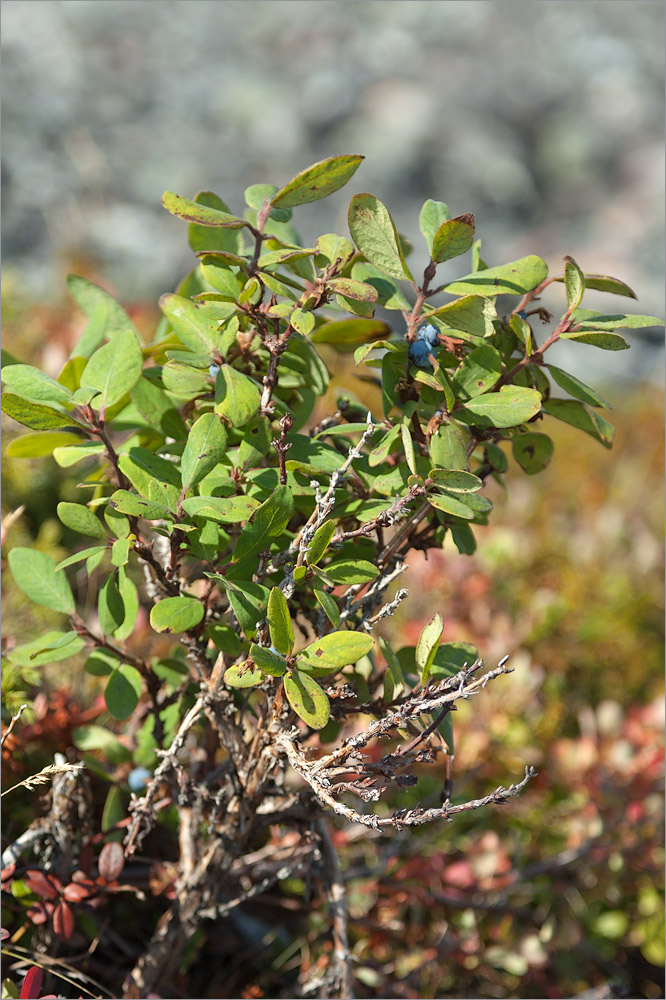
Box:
[81,329,143,410]
[1,394,84,431]
[181,495,260,523]
[233,485,294,563]
[105,664,142,720]
[224,660,264,688]
[324,559,379,585]
[162,190,248,229]
[444,255,548,296]
[428,469,483,492]
[1,364,73,406]
[249,643,287,676]
[150,596,204,634]
[284,670,330,729]
[57,502,107,539]
[181,412,228,491]
[416,612,444,683]
[271,154,364,209]
[306,520,337,567]
[214,365,261,427]
[298,631,374,675]
[8,548,75,614]
[267,587,294,655]
[348,193,413,281]
[431,213,475,264]
[460,386,542,428]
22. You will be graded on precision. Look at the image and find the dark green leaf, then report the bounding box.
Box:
[560,331,630,351]
[181,412,227,491]
[542,398,614,448]
[512,432,554,474]
[105,664,142,720]
[313,588,340,627]
[351,262,411,310]
[310,318,391,351]
[267,587,294,655]
[114,574,139,641]
[8,548,74,614]
[427,492,475,519]
[429,422,470,470]
[431,213,475,264]
[348,193,413,281]
[271,154,364,208]
[188,191,246,254]
[1,394,84,431]
[98,573,125,635]
[81,329,143,409]
[306,520,337,567]
[109,490,172,520]
[380,636,405,702]
[233,485,293,562]
[428,469,482,492]
[426,295,497,338]
[227,582,270,638]
[460,386,542,428]
[546,365,610,408]
[452,345,502,399]
[553,273,636,299]
[249,643,287,676]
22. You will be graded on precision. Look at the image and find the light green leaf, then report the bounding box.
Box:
[181,495,259,523]
[109,490,172,520]
[368,424,401,467]
[8,548,74,614]
[233,485,294,562]
[53,440,105,467]
[560,331,630,351]
[546,365,610,408]
[67,275,138,357]
[554,273,636,298]
[419,200,451,255]
[7,630,85,667]
[460,385,542,428]
[162,190,249,229]
[431,213,475,264]
[351,262,411,310]
[81,329,143,409]
[161,361,211,399]
[297,631,374,676]
[114,574,139,641]
[426,295,497,338]
[327,277,378,303]
[564,255,585,311]
[180,412,227,492]
[55,546,106,572]
[85,649,121,676]
[306,520,337,567]
[426,491,475,519]
[188,191,246,254]
[159,293,224,353]
[224,660,264,688]
[429,422,470,471]
[150,596,205,634]
[284,669,330,729]
[315,232,356,268]
[226,582,270,638]
[313,588,340,627]
[452,344,502,398]
[249,643,287,676]
[324,560,379,585]
[1,394,84,431]
[543,398,614,449]
[110,537,131,567]
[105,664,142,720]
[267,587,294,655]
[214,365,261,427]
[380,636,405,702]
[5,431,84,458]
[444,255,548,296]
[416,613,444,683]
[57,502,107,539]
[430,641,478,678]
[512,432,554,474]
[1,364,73,406]
[310,318,391,351]
[291,308,315,336]
[428,469,483,492]
[401,421,417,475]
[348,193,413,281]
[271,154,364,209]
[98,573,125,635]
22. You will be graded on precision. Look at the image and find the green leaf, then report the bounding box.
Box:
[297,631,374,676]
[380,636,405,702]
[327,277,378,303]
[553,273,636,299]
[542,398,614,449]
[98,573,125,635]
[324,560,379,585]
[1,393,84,431]
[460,385,542,428]
[563,255,585,311]
[451,523,476,555]
[5,431,84,458]
[105,664,142,720]
[81,329,143,410]
[426,491,475,519]
[401,421,417,475]
[428,469,483,492]
[429,422,470,470]
[431,213,475,264]
[546,365,610,408]
[306,520,337,567]
[267,587,294,655]
[214,365,261,427]
[284,669,330,729]
[180,412,227,492]
[181,495,259,523]
[53,440,105,467]
[313,588,340,627]
[150,596,205,634]
[233,485,294,562]
[416,613,444,683]
[55,545,107,572]
[188,191,246,254]
[161,360,211,399]
[419,200,451,255]
[348,193,413,281]
[85,649,121,676]
[113,574,139,641]
[162,190,249,229]
[426,295,497,338]
[512,432,554,474]
[291,308,315,336]
[351,262,411,310]
[368,424,401,467]
[226,582,270,638]
[159,293,224,353]
[510,313,532,353]
[111,537,131,568]
[249,643,287,676]
[444,255,548,296]
[310,318,391,351]
[72,724,132,762]
[8,548,74,614]
[452,345,502,398]
[560,331,630,351]
[7,630,85,667]
[224,661,264,688]
[109,490,172,520]
[271,154,364,208]
[592,911,630,940]
[57,502,107,539]
[1,364,73,406]
[67,275,138,357]
[246,182,291,222]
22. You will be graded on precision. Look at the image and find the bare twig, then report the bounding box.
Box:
[1,703,27,749]
[316,819,354,1000]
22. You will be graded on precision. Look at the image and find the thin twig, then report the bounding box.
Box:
[1,703,27,749]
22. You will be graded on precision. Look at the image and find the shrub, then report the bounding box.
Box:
[2,155,661,998]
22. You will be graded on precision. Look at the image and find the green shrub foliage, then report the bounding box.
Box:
[3,155,661,996]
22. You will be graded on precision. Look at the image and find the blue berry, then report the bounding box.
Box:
[128,767,152,791]
[417,323,439,347]
[409,340,433,368]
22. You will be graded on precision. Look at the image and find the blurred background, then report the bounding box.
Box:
[2,2,664,999]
